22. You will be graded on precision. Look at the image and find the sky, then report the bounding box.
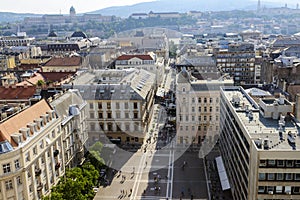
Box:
[0,0,298,14]
[0,0,155,14]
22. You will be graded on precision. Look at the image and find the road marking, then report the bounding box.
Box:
[130,152,147,200]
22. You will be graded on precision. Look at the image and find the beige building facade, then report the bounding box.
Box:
[220,86,300,200]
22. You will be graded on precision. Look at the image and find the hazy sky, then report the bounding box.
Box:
[0,0,155,14]
[0,0,298,14]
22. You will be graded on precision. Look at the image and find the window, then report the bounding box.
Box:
[192,107,195,112]
[107,112,112,119]
[268,160,275,166]
[192,126,195,131]
[133,102,138,109]
[198,126,201,131]
[3,163,11,174]
[295,173,300,180]
[98,112,103,118]
[268,173,275,180]
[89,103,94,109]
[276,186,283,194]
[52,130,56,138]
[209,98,212,103]
[17,176,22,185]
[186,115,189,121]
[258,173,265,180]
[198,98,201,103]
[90,112,95,119]
[15,160,20,170]
[204,107,207,112]
[182,87,185,92]
[90,123,95,131]
[198,116,201,121]
[286,160,294,167]
[107,102,111,109]
[216,107,219,112]
[198,107,201,112]
[5,180,13,190]
[204,116,207,121]
[99,123,104,130]
[285,186,291,194]
[277,160,284,167]
[209,116,212,121]
[204,126,207,131]
[33,146,37,155]
[40,140,44,149]
[204,98,207,103]
[125,112,129,118]
[98,102,102,109]
[116,112,121,119]
[116,102,120,109]
[209,107,212,112]
[192,116,195,121]
[179,115,182,121]
[294,187,300,194]
[134,112,138,119]
[192,98,195,103]
[125,124,130,131]
[186,126,188,131]
[267,186,274,194]
[180,126,183,131]
[286,173,293,180]
[125,102,129,109]
[258,186,265,194]
[259,160,266,167]
[216,116,219,121]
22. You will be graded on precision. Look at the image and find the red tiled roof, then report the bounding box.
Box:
[116,54,153,61]
[40,72,76,82]
[44,57,82,67]
[16,73,45,86]
[0,86,36,99]
[0,99,52,146]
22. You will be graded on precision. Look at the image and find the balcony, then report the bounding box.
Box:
[55,162,61,170]
[53,149,59,157]
[37,183,43,191]
[35,168,42,176]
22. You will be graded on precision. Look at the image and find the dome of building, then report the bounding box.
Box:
[48,31,58,37]
[70,6,76,13]
[71,31,87,39]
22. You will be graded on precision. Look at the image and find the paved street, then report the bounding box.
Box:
[94,67,209,200]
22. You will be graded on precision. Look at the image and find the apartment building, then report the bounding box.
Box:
[220,86,300,200]
[214,42,258,85]
[49,89,88,169]
[0,100,62,200]
[71,69,155,145]
[0,89,88,200]
[176,68,233,144]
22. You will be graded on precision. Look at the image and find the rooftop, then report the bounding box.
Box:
[222,86,300,151]
[44,57,82,67]
[0,99,52,147]
[116,54,153,61]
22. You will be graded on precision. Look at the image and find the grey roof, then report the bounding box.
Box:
[191,83,230,91]
[73,84,144,101]
[177,69,190,83]
[50,89,85,118]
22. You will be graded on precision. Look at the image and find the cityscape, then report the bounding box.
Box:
[1,0,300,200]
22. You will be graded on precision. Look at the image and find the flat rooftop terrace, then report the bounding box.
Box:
[222,87,300,151]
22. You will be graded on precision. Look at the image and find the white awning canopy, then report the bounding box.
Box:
[215,156,231,191]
